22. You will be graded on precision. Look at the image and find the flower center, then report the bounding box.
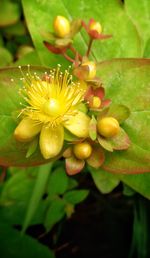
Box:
[43,98,61,117]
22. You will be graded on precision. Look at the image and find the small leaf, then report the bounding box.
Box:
[89,167,120,194]
[47,167,69,196]
[123,184,136,197]
[64,128,79,142]
[67,178,78,190]
[109,128,131,150]
[107,104,130,123]
[44,198,65,232]
[69,18,82,38]
[65,156,85,175]
[55,38,72,47]
[89,115,97,140]
[87,146,105,168]
[26,137,38,158]
[64,189,89,204]
[98,136,113,152]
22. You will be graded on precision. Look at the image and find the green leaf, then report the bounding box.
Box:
[64,189,89,204]
[44,198,66,231]
[98,136,113,152]
[0,167,50,225]
[123,184,135,196]
[22,163,53,233]
[125,0,150,53]
[0,0,20,27]
[109,128,131,150]
[47,167,69,196]
[89,115,97,141]
[67,178,78,190]
[22,0,142,67]
[26,137,38,158]
[14,50,42,66]
[0,222,54,258]
[89,167,120,194]
[0,47,13,66]
[107,104,130,124]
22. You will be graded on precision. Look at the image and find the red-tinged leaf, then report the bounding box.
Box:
[107,104,130,124]
[89,115,97,141]
[87,146,105,168]
[109,128,131,150]
[65,157,85,176]
[97,59,150,174]
[97,136,113,152]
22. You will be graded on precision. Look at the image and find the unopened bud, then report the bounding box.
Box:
[97,117,120,138]
[53,15,70,38]
[92,96,101,108]
[89,21,102,34]
[73,141,92,160]
[81,61,96,80]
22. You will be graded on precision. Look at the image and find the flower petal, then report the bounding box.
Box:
[64,111,90,138]
[40,125,64,159]
[14,118,42,142]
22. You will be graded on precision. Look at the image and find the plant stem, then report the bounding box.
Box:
[69,45,82,61]
[62,52,75,63]
[86,38,93,57]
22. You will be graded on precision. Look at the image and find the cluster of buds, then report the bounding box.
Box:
[43,15,111,66]
[13,16,131,175]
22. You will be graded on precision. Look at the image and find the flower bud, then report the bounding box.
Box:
[73,141,92,160]
[92,96,101,108]
[97,117,120,138]
[14,118,42,142]
[81,61,96,80]
[53,15,70,38]
[89,21,102,34]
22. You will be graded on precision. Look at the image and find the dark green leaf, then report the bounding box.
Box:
[44,198,66,231]
[64,189,89,204]
[47,167,69,196]
[0,222,54,258]
[89,167,120,194]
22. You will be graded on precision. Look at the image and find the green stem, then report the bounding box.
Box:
[21,162,53,233]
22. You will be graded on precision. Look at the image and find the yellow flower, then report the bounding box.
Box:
[14,66,90,159]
